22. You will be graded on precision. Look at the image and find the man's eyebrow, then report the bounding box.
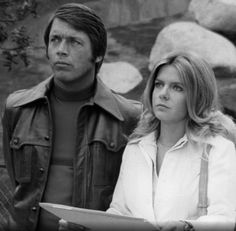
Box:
[49,32,82,40]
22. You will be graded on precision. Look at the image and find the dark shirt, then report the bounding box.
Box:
[37,81,94,230]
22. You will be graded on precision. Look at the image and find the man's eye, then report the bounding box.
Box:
[70,39,81,45]
[50,36,60,43]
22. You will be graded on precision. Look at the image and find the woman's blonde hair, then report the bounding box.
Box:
[130,52,236,144]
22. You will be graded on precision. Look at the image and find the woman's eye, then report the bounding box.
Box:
[173,85,183,92]
[154,81,163,88]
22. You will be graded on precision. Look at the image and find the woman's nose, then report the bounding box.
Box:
[159,86,169,100]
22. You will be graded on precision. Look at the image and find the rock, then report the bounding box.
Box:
[98,62,143,94]
[149,21,236,73]
[90,0,190,28]
[188,0,236,32]
[218,79,236,120]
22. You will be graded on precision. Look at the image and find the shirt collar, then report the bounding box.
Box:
[170,134,188,151]
[131,132,188,148]
[133,132,158,163]
[131,132,189,162]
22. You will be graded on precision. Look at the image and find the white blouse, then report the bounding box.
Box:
[107,132,236,226]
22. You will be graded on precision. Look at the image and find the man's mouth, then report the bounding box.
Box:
[54,61,71,67]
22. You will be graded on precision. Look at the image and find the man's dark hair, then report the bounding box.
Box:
[44,3,107,74]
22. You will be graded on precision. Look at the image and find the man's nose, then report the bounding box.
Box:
[57,40,68,56]
[159,86,169,100]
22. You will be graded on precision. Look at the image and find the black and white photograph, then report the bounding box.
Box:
[0,1,236,230]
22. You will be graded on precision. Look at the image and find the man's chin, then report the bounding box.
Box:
[54,68,70,74]
[53,74,79,85]
[53,70,71,79]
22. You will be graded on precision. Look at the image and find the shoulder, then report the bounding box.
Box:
[206,135,236,163]
[121,133,156,168]
[110,93,142,135]
[122,141,143,164]
[192,132,235,151]
[124,132,156,156]
[124,141,140,154]
[5,77,51,109]
[112,93,142,120]
[5,88,30,109]
[207,135,235,150]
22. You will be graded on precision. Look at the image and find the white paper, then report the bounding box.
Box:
[39,202,158,231]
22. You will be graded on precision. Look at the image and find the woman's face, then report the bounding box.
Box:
[152,65,188,124]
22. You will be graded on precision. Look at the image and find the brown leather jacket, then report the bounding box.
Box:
[2,77,141,231]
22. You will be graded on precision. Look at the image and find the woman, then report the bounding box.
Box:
[107,52,236,230]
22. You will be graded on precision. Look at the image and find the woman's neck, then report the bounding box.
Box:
[158,121,186,147]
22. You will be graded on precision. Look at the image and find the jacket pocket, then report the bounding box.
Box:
[90,141,124,186]
[10,140,32,183]
[10,137,44,184]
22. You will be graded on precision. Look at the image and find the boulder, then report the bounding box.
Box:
[218,79,236,120]
[188,0,236,32]
[94,0,190,28]
[98,62,143,94]
[149,21,236,73]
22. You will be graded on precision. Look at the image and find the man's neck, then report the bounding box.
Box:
[54,67,96,92]
[52,79,95,102]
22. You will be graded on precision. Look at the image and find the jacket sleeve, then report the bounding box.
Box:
[2,103,16,188]
[1,103,20,230]
[107,145,133,216]
[196,139,236,223]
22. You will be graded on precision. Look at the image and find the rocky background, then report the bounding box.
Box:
[1,0,236,226]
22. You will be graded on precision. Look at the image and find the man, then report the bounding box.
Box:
[2,3,141,230]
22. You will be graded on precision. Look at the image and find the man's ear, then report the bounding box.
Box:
[95,56,103,63]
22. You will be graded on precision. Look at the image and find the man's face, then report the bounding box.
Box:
[48,18,98,85]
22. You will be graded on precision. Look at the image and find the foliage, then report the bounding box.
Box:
[2,26,33,70]
[0,0,38,70]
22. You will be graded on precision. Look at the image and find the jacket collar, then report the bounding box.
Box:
[93,76,124,121]
[12,76,124,121]
[11,76,53,107]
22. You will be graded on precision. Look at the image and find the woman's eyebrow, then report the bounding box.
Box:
[155,79,184,87]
